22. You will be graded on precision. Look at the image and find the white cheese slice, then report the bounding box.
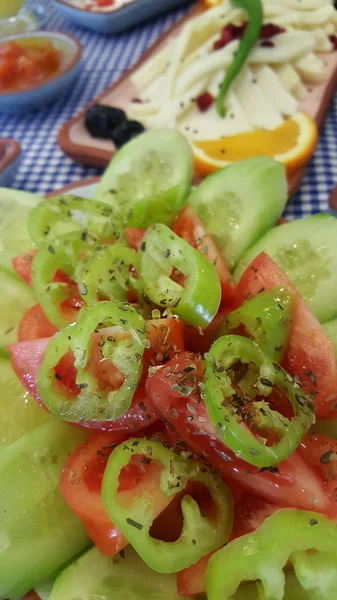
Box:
[293,52,325,83]
[252,64,298,116]
[250,31,316,63]
[233,65,283,130]
[273,64,308,100]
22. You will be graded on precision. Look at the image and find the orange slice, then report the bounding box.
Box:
[192,112,318,177]
[202,0,222,7]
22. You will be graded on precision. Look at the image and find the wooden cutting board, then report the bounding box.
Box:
[58,0,337,199]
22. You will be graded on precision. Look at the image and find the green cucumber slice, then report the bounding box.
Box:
[0,420,90,599]
[0,357,52,448]
[95,130,193,228]
[234,214,337,323]
[0,187,41,270]
[188,157,287,270]
[0,267,35,348]
[50,546,192,600]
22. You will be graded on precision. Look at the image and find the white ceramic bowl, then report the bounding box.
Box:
[52,0,194,34]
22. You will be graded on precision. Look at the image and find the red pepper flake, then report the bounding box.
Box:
[260,23,285,39]
[213,23,247,51]
[260,40,274,48]
[329,35,337,51]
[196,92,214,112]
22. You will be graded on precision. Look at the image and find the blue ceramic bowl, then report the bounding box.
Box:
[0,32,82,114]
[0,139,21,187]
[52,0,193,34]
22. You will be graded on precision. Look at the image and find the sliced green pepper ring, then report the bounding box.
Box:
[102,438,233,574]
[38,301,147,423]
[218,288,294,363]
[32,231,102,329]
[206,509,337,600]
[75,244,141,306]
[204,335,315,468]
[28,194,123,246]
[139,224,221,329]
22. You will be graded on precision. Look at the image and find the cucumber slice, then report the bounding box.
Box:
[234,214,337,323]
[0,357,52,448]
[0,187,41,270]
[0,420,90,599]
[322,319,337,358]
[50,546,191,600]
[95,130,193,228]
[188,157,287,270]
[0,267,35,348]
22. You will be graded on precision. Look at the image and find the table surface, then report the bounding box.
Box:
[1,0,337,219]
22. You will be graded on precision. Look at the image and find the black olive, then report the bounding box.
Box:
[85,104,127,139]
[111,120,145,149]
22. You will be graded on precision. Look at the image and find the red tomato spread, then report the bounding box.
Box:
[0,40,61,92]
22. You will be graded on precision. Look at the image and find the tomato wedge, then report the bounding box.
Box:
[299,433,337,500]
[125,227,146,251]
[18,304,58,341]
[146,352,334,515]
[234,252,337,419]
[12,249,37,286]
[173,205,235,301]
[61,431,128,555]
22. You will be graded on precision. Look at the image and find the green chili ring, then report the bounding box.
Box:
[204,335,315,468]
[140,224,221,329]
[102,438,233,574]
[32,231,102,329]
[75,244,141,306]
[206,509,337,600]
[38,301,147,423]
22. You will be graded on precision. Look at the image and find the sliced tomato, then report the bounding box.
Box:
[177,492,283,597]
[146,352,333,515]
[299,433,337,501]
[8,335,158,432]
[61,431,128,555]
[173,205,235,301]
[235,252,337,419]
[12,249,38,286]
[125,227,146,251]
[18,304,58,341]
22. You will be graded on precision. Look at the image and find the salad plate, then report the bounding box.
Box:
[58,0,337,199]
[3,129,337,600]
[52,0,194,34]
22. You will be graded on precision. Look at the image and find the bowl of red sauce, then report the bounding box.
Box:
[0,32,82,113]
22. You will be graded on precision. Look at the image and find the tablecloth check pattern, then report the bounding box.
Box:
[0,0,337,220]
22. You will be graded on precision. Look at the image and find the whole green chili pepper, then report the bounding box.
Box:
[28,194,123,247]
[216,0,263,117]
[38,301,147,423]
[32,232,101,329]
[102,438,233,574]
[75,244,141,306]
[206,509,337,600]
[217,288,294,363]
[140,224,221,329]
[204,335,315,467]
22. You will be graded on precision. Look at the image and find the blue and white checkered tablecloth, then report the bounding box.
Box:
[1,0,337,219]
